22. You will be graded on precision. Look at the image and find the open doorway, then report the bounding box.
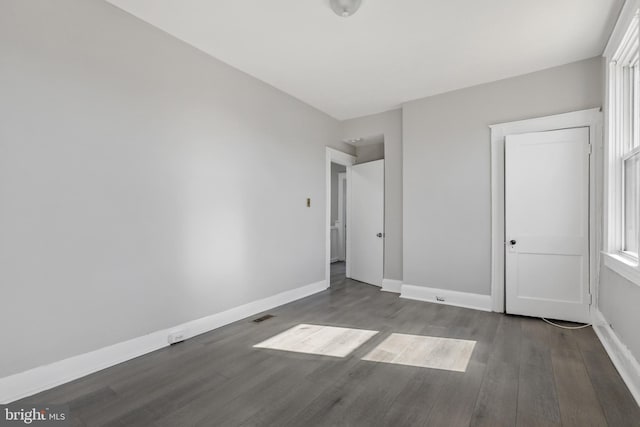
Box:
[330,162,347,285]
[325,148,355,288]
[325,138,385,289]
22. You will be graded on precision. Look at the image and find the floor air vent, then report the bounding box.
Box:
[253,314,275,323]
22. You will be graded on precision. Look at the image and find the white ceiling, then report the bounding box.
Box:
[106,0,623,120]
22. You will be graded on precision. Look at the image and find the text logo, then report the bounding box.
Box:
[1,405,69,426]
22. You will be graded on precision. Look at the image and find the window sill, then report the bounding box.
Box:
[602,252,640,287]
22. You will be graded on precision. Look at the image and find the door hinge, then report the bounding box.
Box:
[589,293,593,305]
[587,144,592,155]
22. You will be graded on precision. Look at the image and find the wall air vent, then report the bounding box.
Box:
[253,314,275,323]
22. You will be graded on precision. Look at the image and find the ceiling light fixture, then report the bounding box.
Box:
[330,0,362,18]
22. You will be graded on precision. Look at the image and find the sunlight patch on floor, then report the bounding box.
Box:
[253,324,378,358]
[362,333,476,372]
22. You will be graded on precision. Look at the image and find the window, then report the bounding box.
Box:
[605,6,640,283]
[624,145,639,256]
[622,46,640,258]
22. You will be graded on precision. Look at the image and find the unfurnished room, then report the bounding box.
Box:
[1,1,640,426]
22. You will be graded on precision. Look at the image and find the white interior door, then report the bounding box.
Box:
[350,159,384,286]
[505,127,590,323]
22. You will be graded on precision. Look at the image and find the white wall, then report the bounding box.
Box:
[341,109,403,280]
[0,0,354,378]
[355,142,385,164]
[403,57,603,295]
[598,267,640,360]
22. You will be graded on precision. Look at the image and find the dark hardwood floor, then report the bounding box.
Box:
[16,263,640,426]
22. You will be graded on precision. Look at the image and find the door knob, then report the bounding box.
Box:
[510,239,517,245]
[377,233,383,238]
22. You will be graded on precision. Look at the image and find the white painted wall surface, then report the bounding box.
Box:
[355,143,385,164]
[403,57,603,295]
[0,0,353,378]
[598,267,640,362]
[341,109,403,280]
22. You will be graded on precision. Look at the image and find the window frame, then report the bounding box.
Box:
[604,4,640,285]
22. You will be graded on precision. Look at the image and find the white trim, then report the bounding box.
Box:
[381,279,402,293]
[490,108,602,313]
[326,147,356,165]
[0,280,326,404]
[604,0,640,58]
[603,252,640,285]
[330,257,339,263]
[400,284,492,312]
[592,309,640,406]
[326,147,356,286]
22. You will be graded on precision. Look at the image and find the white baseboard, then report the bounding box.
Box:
[381,279,402,293]
[592,309,640,406]
[0,280,327,404]
[400,284,492,312]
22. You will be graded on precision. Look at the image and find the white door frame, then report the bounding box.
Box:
[326,147,356,287]
[489,108,602,313]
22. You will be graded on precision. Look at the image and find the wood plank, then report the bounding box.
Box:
[548,327,608,427]
[581,348,640,427]
[470,315,521,427]
[516,318,561,427]
[424,360,487,427]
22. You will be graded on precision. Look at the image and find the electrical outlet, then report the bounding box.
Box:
[168,329,186,345]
